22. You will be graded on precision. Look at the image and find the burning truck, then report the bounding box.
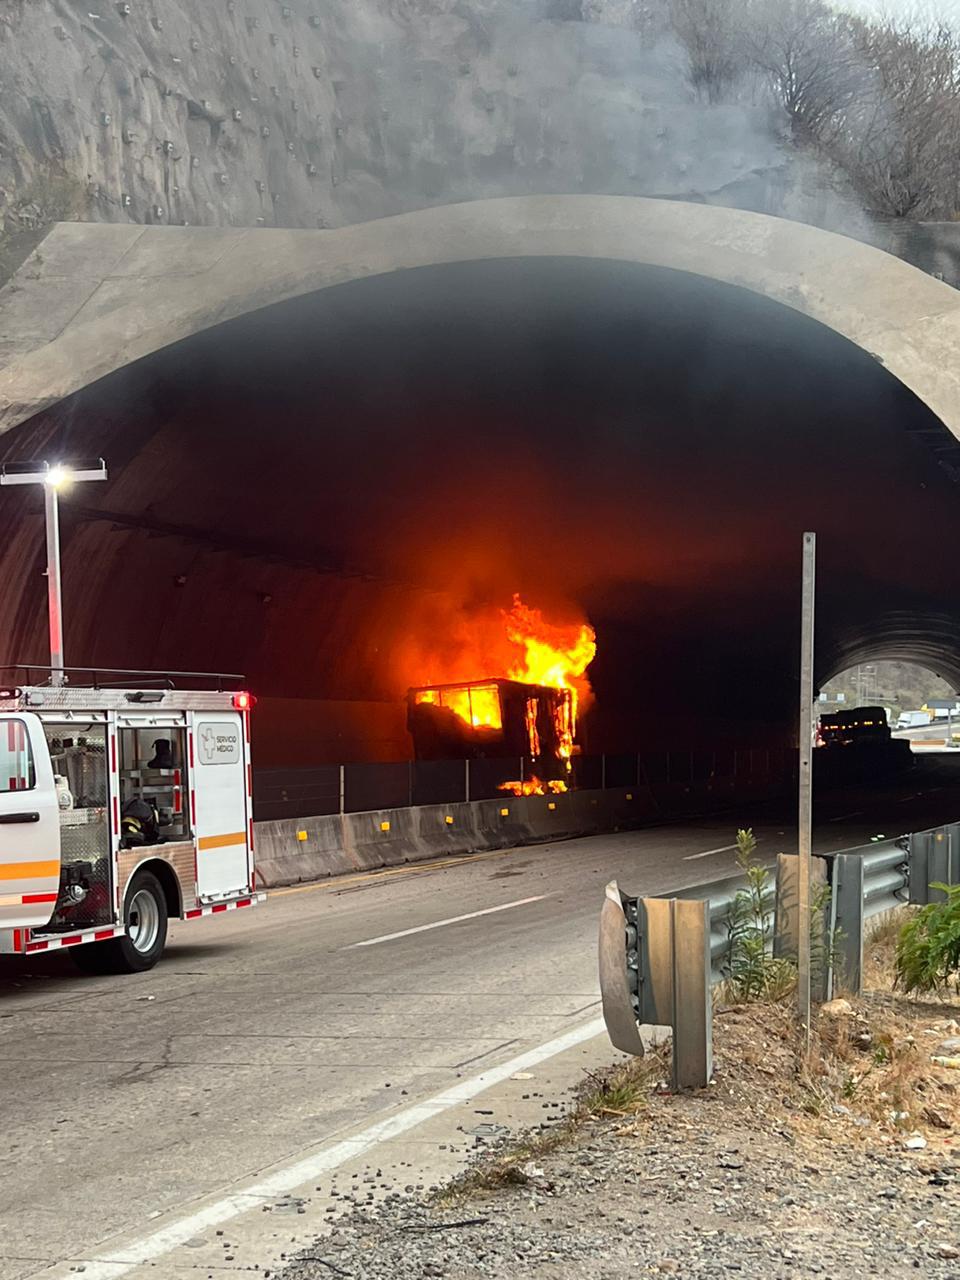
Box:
[406,596,596,794]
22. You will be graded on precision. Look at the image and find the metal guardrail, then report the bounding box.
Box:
[600,819,958,1081]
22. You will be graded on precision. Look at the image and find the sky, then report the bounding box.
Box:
[841,0,960,19]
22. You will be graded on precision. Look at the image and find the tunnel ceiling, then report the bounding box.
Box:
[1,255,959,751]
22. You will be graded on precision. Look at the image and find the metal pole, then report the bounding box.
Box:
[464,758,470,803]
[44,482,65,686]
[797,532,816,1044]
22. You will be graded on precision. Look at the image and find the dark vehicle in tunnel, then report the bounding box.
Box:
[818,706,892,748]
[815,705,914,785]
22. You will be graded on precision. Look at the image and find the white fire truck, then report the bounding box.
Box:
[0,670,261,973]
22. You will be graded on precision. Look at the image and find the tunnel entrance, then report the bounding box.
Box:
[1,256,958,766]
[821,660,958,743]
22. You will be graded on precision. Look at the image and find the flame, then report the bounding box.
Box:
[504,595,597,695]
[409,595,596,766]
[504,595,595,759]
[500,777,569,797]
[414,683,503,730]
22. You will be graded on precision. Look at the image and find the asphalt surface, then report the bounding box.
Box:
[1,755,959,1280]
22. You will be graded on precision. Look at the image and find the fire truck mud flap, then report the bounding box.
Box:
[599,879,645,1057]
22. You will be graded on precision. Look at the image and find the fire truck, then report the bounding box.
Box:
[0,669,261,973]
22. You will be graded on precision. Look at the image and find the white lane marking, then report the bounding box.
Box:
[65,1016,607,1280]
[683,843,738,861]
[828,811,864,823]
[344,894,554,949]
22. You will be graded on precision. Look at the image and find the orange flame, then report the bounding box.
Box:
[414,682,503,730]
[504,596,597,695]
[500,776,569,797]
[408,595,596,760]
[505,595,596,759]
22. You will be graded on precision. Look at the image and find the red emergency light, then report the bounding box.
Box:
[232,691,257,711]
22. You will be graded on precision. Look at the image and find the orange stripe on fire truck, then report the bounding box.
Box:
[197,831,246,851]
[0,859,59,881]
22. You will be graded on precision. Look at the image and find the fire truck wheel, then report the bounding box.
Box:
[73,871,168,974]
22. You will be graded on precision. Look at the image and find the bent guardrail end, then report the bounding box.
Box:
[599,879,645,1057]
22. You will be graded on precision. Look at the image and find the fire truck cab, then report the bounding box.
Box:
[0,673,261,972]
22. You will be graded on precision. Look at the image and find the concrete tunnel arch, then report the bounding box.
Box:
[4,195,960,438]
[1,195,959,761]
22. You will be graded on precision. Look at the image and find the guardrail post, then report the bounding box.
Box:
[599,885,712,1086]
[464,758,470,803]
[338,763,345,816]
[774,852,801,963]
[831,852,865,995]
[908,831,931,905]
[775,852,830,1000]
[671,898,713,1089]
[908,828,960,905]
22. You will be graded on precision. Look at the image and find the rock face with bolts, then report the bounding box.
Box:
[0,0,875,260]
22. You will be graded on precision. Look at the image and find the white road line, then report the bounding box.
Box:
[344,894,554,949]
[683,843,738,861]
[828,811,864,823]
[63,1016,607,1280]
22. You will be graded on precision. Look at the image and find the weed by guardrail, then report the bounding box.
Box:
[724,828,796,1001]
[895,882,960,995]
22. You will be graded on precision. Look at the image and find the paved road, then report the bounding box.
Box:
[894,722,959,750]
[1,757,958,1280]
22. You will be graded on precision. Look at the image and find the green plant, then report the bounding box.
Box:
[725,828,796,1001]
[895,884,960,994]
[872,1043,891,1066]
[841,1071,864,1099]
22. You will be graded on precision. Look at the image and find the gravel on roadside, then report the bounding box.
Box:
[282,977,960,1279]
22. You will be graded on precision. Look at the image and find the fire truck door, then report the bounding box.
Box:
[192,715,250,899]
[0,713,60,928]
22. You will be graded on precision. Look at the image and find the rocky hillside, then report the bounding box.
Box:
[0,0,868,261]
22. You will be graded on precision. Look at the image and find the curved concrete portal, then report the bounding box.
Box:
[3,195,960,443]
[0,198,958,759]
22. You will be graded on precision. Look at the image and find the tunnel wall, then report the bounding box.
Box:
[2,202,960,755]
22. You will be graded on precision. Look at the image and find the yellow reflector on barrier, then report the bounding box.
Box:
[297,830,307,842]
[548,802,556,811]
[500,808,509,817]
[626,793,633,800]
[380,821,391,833]
[445,816,454,825]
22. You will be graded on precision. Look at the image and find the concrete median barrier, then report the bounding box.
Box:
[253,764,793,888]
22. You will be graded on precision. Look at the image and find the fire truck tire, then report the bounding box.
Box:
[73,871,168,974]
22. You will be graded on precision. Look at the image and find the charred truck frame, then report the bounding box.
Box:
[407,678,576,785]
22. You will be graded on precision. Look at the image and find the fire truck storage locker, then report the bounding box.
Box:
[190,712,251,899]
[0,713,60,929]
